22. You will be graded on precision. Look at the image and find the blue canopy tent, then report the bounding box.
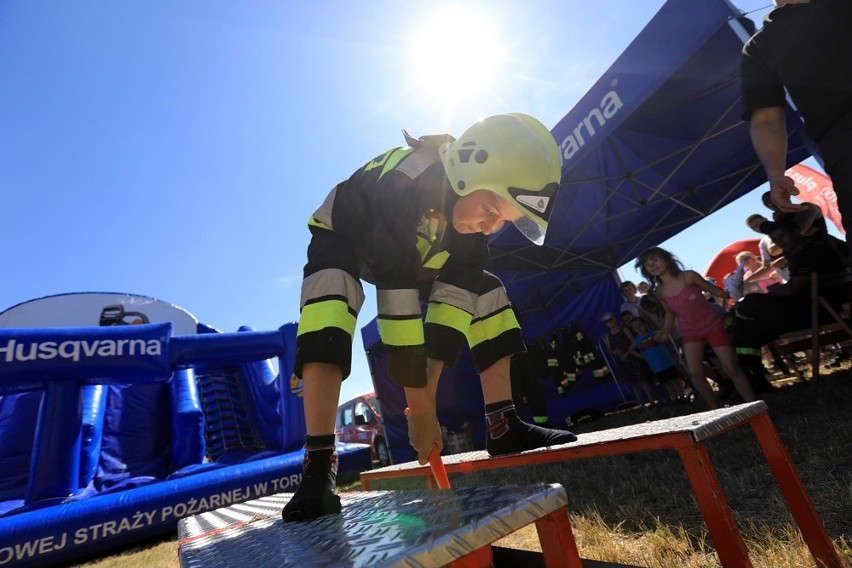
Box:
[363,0,816,463]
[487,0,811,341]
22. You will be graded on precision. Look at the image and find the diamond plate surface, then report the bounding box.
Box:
[178,483,567,568]
[367,401,769,475]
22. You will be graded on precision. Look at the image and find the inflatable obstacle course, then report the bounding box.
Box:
[0,293,372,567]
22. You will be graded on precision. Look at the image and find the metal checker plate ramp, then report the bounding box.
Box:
[178,483,567,568]
[368,401,769,474]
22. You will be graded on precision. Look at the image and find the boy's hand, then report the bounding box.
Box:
[405,408,442,465]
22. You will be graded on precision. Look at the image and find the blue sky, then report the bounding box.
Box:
[3,1,829,403]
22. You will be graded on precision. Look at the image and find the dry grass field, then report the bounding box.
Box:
[71,368,852,567]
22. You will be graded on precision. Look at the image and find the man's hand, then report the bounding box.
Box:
[405,408,443,465]
[768,174,808,213]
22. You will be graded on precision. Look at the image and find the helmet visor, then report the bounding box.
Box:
[511,215,546,246]
[491,191,549,246]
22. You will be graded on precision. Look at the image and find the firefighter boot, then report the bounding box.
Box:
[485,402,577,456]
[281,435,341,522]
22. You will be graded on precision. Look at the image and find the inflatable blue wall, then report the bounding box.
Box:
[0,293,372,567]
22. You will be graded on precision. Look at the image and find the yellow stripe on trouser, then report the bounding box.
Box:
[425,302,472,335]
[467,308,519,349]
[297,299,357,338]
[377,317,425,347]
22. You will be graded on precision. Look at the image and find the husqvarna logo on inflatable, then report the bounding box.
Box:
[560,89,624,162]
[0,323,173,384]
[0,337,162,363]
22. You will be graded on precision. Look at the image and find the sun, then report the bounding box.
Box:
[408,6,506,106]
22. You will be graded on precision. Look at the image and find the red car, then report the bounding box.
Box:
[335,392,390,467]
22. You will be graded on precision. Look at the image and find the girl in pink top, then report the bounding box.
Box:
[636,247,756,409]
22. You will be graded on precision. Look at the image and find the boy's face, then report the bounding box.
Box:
[452,189,523,236]
[621,283,636,296]
[631,320,648,334]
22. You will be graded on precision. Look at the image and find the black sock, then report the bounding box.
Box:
[303,434,338,482]
[281,435,341,522]
[485,401,577,456]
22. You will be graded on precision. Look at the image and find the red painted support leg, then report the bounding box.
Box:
[749,414,843,568]
[535,506,583,568]
[677,442,752,567]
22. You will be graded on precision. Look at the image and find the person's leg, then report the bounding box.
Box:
[282,227,363,522]
[682,341,719,409]
[660,367,685,400]
[480,356,577,455]
[664,378,683,401]
[640,378,658,404]
[630,381,648,404]
[711,344,757,403]
[281,363,344,522]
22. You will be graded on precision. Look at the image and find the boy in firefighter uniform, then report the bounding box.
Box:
[283,113,577,522]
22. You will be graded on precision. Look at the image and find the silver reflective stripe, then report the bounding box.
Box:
[377,289,421,316]
[396,147,438,180]
[474,287,511,318]
[311,186,338,230]
[429,281,476,315]
[300,268,364,312]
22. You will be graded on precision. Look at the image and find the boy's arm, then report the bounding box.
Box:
[404,358,444,464]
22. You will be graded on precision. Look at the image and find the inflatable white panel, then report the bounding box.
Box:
[0,293,198,335]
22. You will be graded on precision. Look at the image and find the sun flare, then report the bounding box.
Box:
[408,6,505,106]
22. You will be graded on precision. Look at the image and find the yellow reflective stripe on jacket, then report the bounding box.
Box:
[467,308,519,348]
[415,236,431,261]
[377,317,424,347]
[423,251,449,269]
[363,147,414,180]
[425,302,472,335]
[308,216,332,230]
[363,148,396,174]
[378,148,414,180]
[416,237,450,269]
[298,299,357,337]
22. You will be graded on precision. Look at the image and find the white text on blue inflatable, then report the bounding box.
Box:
[0,338,163,363]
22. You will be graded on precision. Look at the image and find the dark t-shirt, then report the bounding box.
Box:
[741,0,852,141]
[784,237,851,306]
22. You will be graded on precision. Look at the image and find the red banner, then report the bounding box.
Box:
[785,164,845,235]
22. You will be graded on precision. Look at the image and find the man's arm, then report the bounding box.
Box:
[749,106,808,213]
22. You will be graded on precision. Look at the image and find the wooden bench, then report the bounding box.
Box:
[361,401,842,568]
[177,483,583,567]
